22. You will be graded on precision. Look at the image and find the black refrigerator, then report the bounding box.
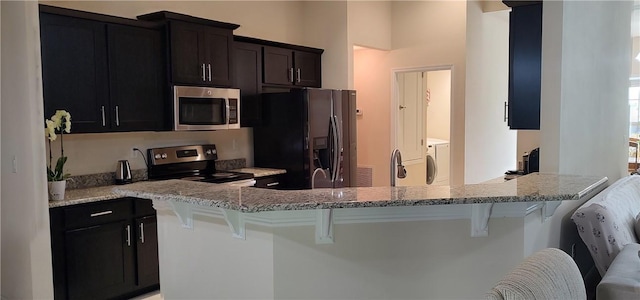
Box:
[254,88,357,189]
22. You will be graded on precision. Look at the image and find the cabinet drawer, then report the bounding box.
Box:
[63,199,132,229]
[255,175,282,189]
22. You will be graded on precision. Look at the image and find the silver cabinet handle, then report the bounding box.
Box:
[208,63,212,82]
[266,182,280,187]
[125,225,131,247]
[289,68,294,83]
[504,101,508,122]
[101,106,106,127]
[90,210,112,217]
[201,63,206,81]
[296,68,301,83]
[140,222,145,244]
[115,105,120,126]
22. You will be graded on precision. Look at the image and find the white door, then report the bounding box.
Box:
[396,72,424,164]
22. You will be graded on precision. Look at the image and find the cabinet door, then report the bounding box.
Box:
[136,215,159,289]
[263,46,293,86]
[39,13,110,133]
[107,24,167,132]
[169,21,207,85]
[234,42,263,127]
[202,27,233,87]
[508,3,542,129]
[65,221,135,300]
[294,51,322,87]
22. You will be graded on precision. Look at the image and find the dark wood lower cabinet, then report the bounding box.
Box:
[50,198,159,300]
[65,221,134,300]
[135,215,159,289]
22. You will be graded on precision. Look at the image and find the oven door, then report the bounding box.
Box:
[174,86,229,130]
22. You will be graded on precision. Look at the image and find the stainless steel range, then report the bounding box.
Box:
[147,144,255,186]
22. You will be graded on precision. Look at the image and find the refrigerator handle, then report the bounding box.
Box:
[330,115,340,182]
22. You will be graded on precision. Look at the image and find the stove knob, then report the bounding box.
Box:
[205,149,211,155]
[154,154,162,160]
[212,149,217,154]
[161,153,168,159]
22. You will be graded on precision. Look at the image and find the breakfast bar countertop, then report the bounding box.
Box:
[112,173,608,213]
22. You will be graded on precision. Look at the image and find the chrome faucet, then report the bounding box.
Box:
[311,168,328,189]
[390,149,407,186]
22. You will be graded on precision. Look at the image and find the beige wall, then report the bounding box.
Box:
[426,69,451,141]
[353,1,467,187]
[48,130,253,175]
[40,1,306,44]
[390,1,466,186]
[354,48,391,186]
[1,1,54,298]
[301,1,349,90]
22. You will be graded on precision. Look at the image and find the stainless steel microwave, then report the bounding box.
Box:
[173,86,240,130]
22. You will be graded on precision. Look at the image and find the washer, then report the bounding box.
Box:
[426,138,450,186]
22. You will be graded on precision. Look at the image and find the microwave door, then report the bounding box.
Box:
[175,97,227,130]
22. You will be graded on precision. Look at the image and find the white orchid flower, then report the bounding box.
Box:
[45,120,57,141]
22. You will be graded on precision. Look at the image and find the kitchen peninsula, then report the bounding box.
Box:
[113,173,607,299]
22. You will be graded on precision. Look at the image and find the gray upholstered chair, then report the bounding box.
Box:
[487,248,586,300]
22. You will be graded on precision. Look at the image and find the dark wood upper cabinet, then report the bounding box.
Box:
[504,1,542,130]
[40,13,110,133]
[263,46,294,86]
[107,24,167,131]
[234,42,263,127]
[39,5,168,133]
[294,50,322,87]
[235,35,323,91]
[137,11,239,87]
[263,46,322,88]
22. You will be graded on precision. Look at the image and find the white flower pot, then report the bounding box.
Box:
[48,180,66,201]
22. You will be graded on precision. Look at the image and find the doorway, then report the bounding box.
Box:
[393,67,452,186]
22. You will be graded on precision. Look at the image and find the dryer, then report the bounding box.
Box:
[426,138,450,186]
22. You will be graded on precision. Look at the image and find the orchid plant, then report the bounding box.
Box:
[46,110,72,182]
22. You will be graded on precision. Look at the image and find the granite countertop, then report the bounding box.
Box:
[230,167,286,178]
[112,173,608,213]
[49,185,122,208]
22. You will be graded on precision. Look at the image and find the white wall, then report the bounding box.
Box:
[540,1,630,182]
[1,1,54,298]
[464,1,516,184]
[274,218,525,299]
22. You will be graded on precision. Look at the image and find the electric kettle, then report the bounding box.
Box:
[115,160,132,184]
